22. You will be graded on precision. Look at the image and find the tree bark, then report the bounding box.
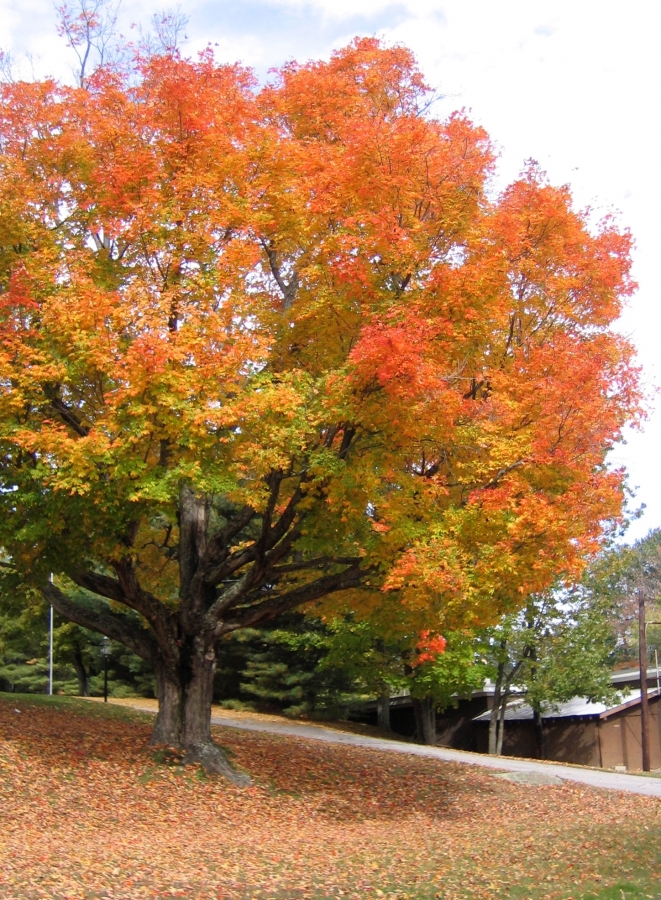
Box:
[151,643,250,785]
[488,660,505,755]
[40,467,364,785]
[496,698,507,755]
[151,664,184,747]
[639,590,651,771]
[73,647,89,697]
[413,696,437,745]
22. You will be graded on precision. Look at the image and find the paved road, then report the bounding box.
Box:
[209,712,661,798]
[120,700,661,798]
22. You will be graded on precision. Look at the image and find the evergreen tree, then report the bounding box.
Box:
[215,614,360,718]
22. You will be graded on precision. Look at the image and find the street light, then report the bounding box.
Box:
[100,636,111,703]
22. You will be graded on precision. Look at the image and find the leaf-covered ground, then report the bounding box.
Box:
[1,696,661,900]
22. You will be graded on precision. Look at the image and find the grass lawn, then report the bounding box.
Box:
[1,694,661,900]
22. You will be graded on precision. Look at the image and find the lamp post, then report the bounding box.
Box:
[48,604,54,697]
[100,636,111,703]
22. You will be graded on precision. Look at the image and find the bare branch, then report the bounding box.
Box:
[150,7,189,55]
[56,0,122,87]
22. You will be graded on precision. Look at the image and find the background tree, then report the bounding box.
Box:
[577,529,661,665]
[407,630,487,746]
[320,619,409,731]
[322,616,488,744]
[0,32,640,779]
[485,589,618,756]
[216,613,359,719]
[56,0,124,87]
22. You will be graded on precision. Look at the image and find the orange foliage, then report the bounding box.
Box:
[0,37,642,665]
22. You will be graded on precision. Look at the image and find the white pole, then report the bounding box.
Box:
[656,648,660,695]
[48,574,54,696]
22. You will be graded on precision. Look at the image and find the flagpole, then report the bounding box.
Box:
[48,574,53,696]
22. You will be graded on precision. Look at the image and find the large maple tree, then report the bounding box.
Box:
[0,38,640,778]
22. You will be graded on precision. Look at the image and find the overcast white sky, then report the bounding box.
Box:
[2,0,660,541]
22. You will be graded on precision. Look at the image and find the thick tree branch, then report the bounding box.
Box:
[202,490,304,589]
[70,566,179,670]
[205,571,255,625]
[268,556,361,576]
[218,562,366,633]
[49,397,90,437]
[41,581,156,661]
[105,559,170,626]
[198,504,255,580]
[106,558,181,667]
[265,485,304,551]
[179,484,210,600]
[257,470,284,559]
[262,523,304,569]
[260,239,299,311]
[70,570,128,603]
[205,546,259,588]
[338,425,356,459]
[480,459,526,491]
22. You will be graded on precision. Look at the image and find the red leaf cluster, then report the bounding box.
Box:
[412,630,448,666]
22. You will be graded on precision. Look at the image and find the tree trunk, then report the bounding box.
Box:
[151,643,250,785]
[488,660,506,755]
[151,664,184,748]
[413,696,437,745]
[488,703,499,755]
[376,689,391,731]
[73,647,89,697]
[496,698,507,755]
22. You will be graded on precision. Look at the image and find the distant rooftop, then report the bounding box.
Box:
[611,666,661,685]
[473,688,661,723]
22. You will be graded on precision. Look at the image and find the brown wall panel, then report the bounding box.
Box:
[599,719,625,769]
[542,720,600,767]
[599,700,661,771]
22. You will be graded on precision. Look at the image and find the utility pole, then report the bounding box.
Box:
[639,590,650,772]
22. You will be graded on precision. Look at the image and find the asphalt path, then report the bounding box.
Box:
[208,712,661,798]
[113,700,661,798]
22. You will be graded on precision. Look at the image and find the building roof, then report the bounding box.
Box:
[611,666,661,686]
[473,689,661,723]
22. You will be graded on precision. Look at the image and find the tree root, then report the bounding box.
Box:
[182,740,251,786]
